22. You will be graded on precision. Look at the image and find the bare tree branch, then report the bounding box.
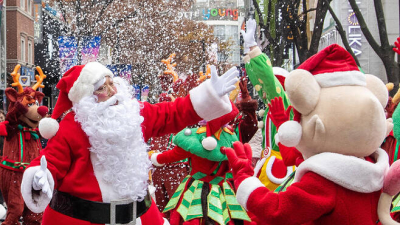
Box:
[348,0,383,57]
[373,0,390,48]
[324,0,360,66]
[89,0,115,35]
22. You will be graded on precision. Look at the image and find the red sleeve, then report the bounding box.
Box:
[140,95,202,141]
[29,128,72,188]
[156,146,192,164]
[278,143,303,166]
[246,172,336,224]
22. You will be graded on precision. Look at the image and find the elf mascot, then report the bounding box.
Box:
[225,44,400,224]
[0,65,48,225]
[151,88,253,224]
[241,19,297,191]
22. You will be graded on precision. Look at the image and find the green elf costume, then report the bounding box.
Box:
[242,18,295,191]
[151,105,252,225]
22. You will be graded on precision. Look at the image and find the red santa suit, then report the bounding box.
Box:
[235,149,388,225]
[20,62,237,225]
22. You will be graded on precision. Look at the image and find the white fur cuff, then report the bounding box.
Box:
[189,79,232,121]
[21,166,55,213]
[151,153,164,167]
[236,177,264,210]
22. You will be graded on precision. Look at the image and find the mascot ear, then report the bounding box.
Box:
[35,92,45,104]
[365,74,388,108]
[285,69,321,115]
[5,88,18,103]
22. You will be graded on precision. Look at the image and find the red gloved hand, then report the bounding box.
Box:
[394,37,400,55]
[268,97,293,128]
[223,142,254,188]
[0,121,8,136]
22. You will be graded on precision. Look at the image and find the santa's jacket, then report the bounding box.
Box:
[236,149,388,225]
[22,83,232,225]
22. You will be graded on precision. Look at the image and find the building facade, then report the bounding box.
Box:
[319,0,399,82]
[6,0,35,81]
[181,0,247,66]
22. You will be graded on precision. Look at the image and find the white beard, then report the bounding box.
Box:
[72,77,151,201]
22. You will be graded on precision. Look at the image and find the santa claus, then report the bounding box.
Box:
[20,62,238,225]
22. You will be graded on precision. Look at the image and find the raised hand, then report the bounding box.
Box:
[224,142,254,188]
[240,19,258,54]
[210,66,239,97]
[393,37,400,55]
[268,97,293,128]
[33,156,52,199]
[239,77,251,101]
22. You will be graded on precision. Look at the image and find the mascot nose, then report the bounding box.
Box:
[37,106,49,117]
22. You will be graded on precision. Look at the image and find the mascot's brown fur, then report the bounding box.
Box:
[0,65,48,225]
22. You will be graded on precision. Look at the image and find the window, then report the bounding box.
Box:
[28,41,32,64]
[21,37,25,62]
[27,0,31,15]
[20,0,25,10]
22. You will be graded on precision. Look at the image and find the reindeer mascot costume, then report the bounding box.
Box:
[0,65,48,225]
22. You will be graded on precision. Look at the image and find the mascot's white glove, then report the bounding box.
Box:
[33,156,52,199]
[210,65,239,97]
[240,18,258,54]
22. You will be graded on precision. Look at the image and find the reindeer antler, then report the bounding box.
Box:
[198,65,212,83]
[11,64,24,93]
[161,53,179,82]
[32,66,46,90]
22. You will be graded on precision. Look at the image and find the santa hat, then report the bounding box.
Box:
[273,67,289,90]
[278,44,364,147]
[297,44,365,88]
[202,102,239,150]
[39,62,113,139]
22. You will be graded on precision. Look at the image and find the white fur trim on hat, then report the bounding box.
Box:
[69,62,114,103]
[314,70,365,88]
[278,121,302,147]
[21,166,55,213]
[202,137,218,151]
[236,176,264,210]
[39,118,59,139]
[151,153,164,167]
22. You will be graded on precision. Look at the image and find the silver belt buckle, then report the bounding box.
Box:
[110,199,137,225]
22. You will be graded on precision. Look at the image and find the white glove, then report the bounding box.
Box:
[240,18,258,54]
[210,66,239,97]
[33,156,52,199]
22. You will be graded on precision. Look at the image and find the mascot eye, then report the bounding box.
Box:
[35,100,39,106]
[27,103,34,107]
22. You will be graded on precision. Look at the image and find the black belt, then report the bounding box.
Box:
[49,190,152,224]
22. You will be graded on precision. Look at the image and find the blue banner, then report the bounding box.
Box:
[58,36,77,75]
[81,36,101,65]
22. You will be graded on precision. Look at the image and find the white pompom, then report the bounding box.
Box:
[202,137,217,151]
[278,121,302,147]
[258,109,265,117]
[39,118,59,139]
[0,204,5,220]
[257,121,264,129]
